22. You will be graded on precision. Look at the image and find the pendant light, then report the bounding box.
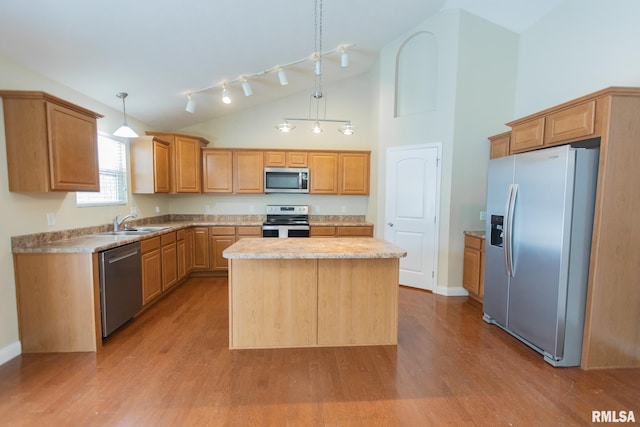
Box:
[275,0,355,135]
[113,92,138,138]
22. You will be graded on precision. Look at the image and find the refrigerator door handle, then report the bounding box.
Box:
[503,184,513,276]
[505,183,518,276]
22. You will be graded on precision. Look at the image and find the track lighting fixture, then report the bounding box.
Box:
[241,78,253,97]
[340,46,349,68]
[277,67,288,86]
[275,0,354,136]
[185,94,196,113]
[113,92,138,138]
[221,85,231,104]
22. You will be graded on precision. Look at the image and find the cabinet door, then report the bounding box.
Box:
[192,227,210,270]
[309,152,339,194]
[339,152,370,195]
[153,140,171,193]
[184,228,195,273]
[161,241,178,291]
[489,132,511,160]
[176,231,187,281]
[46,102,100,191]
[544,101,596,146]
[234,151,264,193]
[264,151,287,167]
[203,150,233,193]
[142,248,162,306]
[174,136,202,193]
[510,118,545,153]
[287,151,308,167]
[211,236,236,270]
[462,247,481,295]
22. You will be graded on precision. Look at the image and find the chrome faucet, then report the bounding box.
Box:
[113,212,137,231]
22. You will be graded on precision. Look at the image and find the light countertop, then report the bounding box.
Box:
[223,238,406,260]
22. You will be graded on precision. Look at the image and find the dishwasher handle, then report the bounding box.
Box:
[105,248,140,264]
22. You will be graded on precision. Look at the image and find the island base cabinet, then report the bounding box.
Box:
[229,259,318,349]
[228,257,400,349]
[317,259,398,346]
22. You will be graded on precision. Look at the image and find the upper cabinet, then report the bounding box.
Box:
[130,135,171,193]
[144,131,210,193]
[234,150,264,193]
[264,150,308,167]
[202,149,233,193]
[488,132,511,159]
[309,152,339,194]
[0,91,103,192]
[339,152,370,195]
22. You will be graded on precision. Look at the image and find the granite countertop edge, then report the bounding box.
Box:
[12,215,375,254]
[464,230,486,239]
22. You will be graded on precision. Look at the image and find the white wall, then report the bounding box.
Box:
[0,54,165,363]
[375,9,519,291]
[515,0,640,117]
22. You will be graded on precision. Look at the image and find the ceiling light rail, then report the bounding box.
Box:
[182,42,353,111]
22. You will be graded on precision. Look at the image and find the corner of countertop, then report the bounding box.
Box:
[464,230,485,238]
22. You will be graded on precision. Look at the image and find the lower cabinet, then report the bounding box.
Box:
[141,236,162,306]
[462,233,485,301]
[192,227,210,271]
[310,225,374,238]
[161,232,178,291]
[210,226,262,271]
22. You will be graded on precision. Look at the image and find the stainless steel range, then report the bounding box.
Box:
[262,205,310,238]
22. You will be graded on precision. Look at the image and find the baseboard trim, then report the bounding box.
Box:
[434,285,469,297]
[0,341,22,366]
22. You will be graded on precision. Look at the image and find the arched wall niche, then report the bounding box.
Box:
[394,31,438,118]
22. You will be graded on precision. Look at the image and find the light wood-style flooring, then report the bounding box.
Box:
[0,277,638,426]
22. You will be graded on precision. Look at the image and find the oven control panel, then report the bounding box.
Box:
[265,205,309,215]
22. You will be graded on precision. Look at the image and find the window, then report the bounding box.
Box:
[76,134,128,206]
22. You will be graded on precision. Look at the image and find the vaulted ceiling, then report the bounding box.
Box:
[0,0,563,130]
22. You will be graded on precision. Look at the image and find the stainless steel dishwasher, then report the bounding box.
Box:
[99,242,142,338]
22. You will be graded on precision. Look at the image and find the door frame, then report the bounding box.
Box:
[384,142,442,291]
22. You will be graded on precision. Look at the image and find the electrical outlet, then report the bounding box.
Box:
[155,206,160,214]
[480,210,486,221]
[341,206,347,213]
[205,205,211,214]
[46,212,55,226]
[131,206,138,216]
[249,204,255,213]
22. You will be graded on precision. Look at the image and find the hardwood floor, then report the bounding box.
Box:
[0,277,638,426]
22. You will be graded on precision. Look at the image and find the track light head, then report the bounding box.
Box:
[222,85,231,104]
[185,94,196,113]
[241,78,253,97]
[277,68,288,86]
[340,47,349,68]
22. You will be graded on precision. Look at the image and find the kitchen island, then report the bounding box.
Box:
[223,238,407,349]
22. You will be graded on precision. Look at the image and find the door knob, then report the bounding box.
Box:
[387,222,394,227]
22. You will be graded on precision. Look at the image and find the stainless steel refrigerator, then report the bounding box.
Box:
[483,145,599,367]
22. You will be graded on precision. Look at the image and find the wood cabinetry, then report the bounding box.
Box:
[309,152,339,194]
[130,136,171,193]
[202,149,233,193]
[339,152,370,195]
[510,117,545,153]
[233,151,264,193]
[161,232,177,291]
[0,91,103,192]
[144,131,210,193]
[209,226,262,271]
[311,225,374,237]
[492,87,640,369]
[192,227,210,271]
[489,132,511,159]
[462,233,485,301]
[264,150,308,167]
[141,237,162,306]
[177,228,194,280]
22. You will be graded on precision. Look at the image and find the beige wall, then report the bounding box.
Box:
[0,54,166,362]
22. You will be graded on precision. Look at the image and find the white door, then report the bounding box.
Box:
[384,144,440,291]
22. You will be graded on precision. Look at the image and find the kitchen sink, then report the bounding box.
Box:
[96,226,170,236]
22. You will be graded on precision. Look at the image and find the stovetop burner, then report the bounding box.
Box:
[264,205,310,226]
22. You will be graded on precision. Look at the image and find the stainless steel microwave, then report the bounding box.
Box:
[264,167,309,193]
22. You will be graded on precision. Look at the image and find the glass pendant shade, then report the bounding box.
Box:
[113,92,138,138]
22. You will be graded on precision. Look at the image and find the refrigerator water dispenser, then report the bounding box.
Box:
[490,215,504,247]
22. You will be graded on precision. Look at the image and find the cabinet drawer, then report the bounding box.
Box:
[544,101,596,145]
[511,118,545,153]
[160,231,176,245]
[336,226,373,237]
[464,235,483,250]
[141,236,161,252]
[310,226,336,237]
[237,226,262,237]
[210,226,236,236]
